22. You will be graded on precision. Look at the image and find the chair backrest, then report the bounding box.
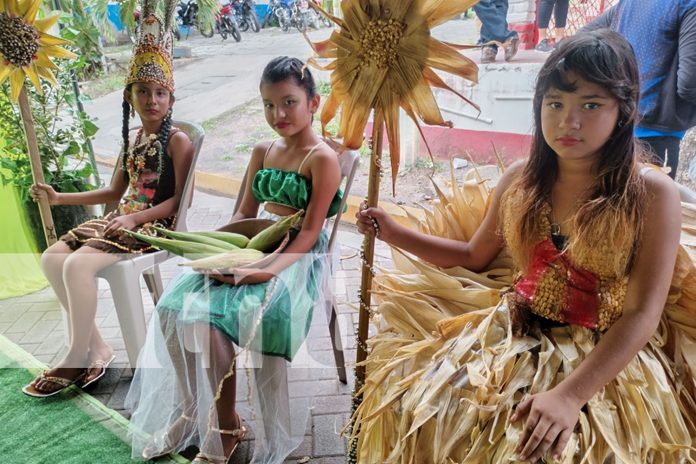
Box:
[232,143,361,253]
[104,120,205,232]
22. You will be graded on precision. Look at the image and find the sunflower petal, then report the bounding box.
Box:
[37,66,59,87]
[38,32,71,47]
[25,64,42,94]
[405,77,449,127]
[381,92,401,195]
[9,68,26,102]
[423,66,480,113]
[22,0,41,22]
[320,91,340,138]
[426,38,478,84]
[423,0,478,28]
[34,14,61,32]
[43,45,77,60]
[306,35,338,59]
[6,0,20,15]
[35,51,60,70]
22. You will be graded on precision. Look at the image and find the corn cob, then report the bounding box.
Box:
[190,230,250,248]
[152,226,240,250]
[180,248,265,270]
[125,230,229,257]
[246,209,304,252]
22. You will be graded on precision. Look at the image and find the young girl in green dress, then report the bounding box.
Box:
[127,56,344,464]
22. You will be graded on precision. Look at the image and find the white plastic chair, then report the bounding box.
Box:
[61,121,204,368]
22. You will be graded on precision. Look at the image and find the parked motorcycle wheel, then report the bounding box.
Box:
[199,21,215,38]
[248,13,260,32]
[278,9,291,32]
[239,18,249,32]
[216,20,228,39]
[227,17,242,42]
[294,15,307,32]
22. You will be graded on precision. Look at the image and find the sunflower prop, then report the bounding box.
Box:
[0,0,77,245]
[306,0,478,383]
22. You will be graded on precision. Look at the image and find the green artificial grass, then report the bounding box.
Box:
[0,334,187,464]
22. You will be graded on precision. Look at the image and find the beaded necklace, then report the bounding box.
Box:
[124,128,164,193]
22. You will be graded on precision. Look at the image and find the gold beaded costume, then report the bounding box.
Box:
[350,170,696,463]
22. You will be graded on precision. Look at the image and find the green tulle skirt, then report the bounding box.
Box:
[155,231,329,361]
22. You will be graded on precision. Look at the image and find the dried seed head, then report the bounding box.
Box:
[0,12,40,68]
[359,18,405,69]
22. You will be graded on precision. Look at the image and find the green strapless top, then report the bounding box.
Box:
[251,168,344,218]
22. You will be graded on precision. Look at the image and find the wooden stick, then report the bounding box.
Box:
[18,87,57,246]
[356,109,384,385]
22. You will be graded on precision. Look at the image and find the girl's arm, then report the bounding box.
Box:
[356,161,525,271]
[513,169,682,462]
[229,143,266,222]
[31,162,129,206]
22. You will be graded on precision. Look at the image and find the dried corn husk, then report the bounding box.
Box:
[350,167,696,463]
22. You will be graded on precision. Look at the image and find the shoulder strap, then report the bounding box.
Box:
[297,141,325,175]
[262,140,277,169]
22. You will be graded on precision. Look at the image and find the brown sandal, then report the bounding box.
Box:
[22,370,86,398]
[192,416,247,464]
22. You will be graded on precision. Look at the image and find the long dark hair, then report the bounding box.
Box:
[504,29,646,274]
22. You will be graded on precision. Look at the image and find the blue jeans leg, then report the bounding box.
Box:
[475,0,518,49]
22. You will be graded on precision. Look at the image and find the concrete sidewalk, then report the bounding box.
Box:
[0,187,394,463]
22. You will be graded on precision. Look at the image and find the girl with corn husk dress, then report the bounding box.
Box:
[127,57,345,464]
[354,30,696,463]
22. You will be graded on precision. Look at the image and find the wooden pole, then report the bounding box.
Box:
[18,87,57,246]
[356,109,384,385]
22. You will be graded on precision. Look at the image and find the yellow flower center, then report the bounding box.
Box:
[0,12,40,68]
[359,18,405,69]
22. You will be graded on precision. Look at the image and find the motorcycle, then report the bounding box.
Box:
[291,0,319,31]
[175,0,215,38]
[231,0,260,33]
[262,0,291,31]
[216,1,242,41]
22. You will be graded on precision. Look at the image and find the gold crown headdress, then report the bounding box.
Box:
[125,0,177,91]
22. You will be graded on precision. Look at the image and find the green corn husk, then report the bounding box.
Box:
[152,226,241,250]
[191,230,250,248]
[246,209,304,252]
[125,230,229,257]
[180,248,265,270]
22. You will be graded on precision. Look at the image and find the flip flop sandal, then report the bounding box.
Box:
[80,354,116,389]
[22,370,86,398]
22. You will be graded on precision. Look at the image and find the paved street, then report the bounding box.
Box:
[0,184,394,463]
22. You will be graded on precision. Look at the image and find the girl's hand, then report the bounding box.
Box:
[103,214,138,238]
[30,183,60,205]
[511,388,581,462]
[200,268,274,286]
[356,201,398,243]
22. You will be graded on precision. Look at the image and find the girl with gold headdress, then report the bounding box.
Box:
[23,10,194,398]
[354,29,696,463]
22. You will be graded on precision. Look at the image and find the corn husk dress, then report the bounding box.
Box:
[350,167,696,464]
[60,129,180,253]
[126,144,345,463]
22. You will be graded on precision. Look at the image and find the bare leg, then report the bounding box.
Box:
[34,246,120,393]
[40,242,114,372]
[198,326,243,460]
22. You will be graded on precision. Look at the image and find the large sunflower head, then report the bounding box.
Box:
[308,0,479,192]
[0,0,77,102]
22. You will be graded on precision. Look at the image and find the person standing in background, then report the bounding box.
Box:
[584,0,696,179]
[535,0,570,52]
[475,0,520,63]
